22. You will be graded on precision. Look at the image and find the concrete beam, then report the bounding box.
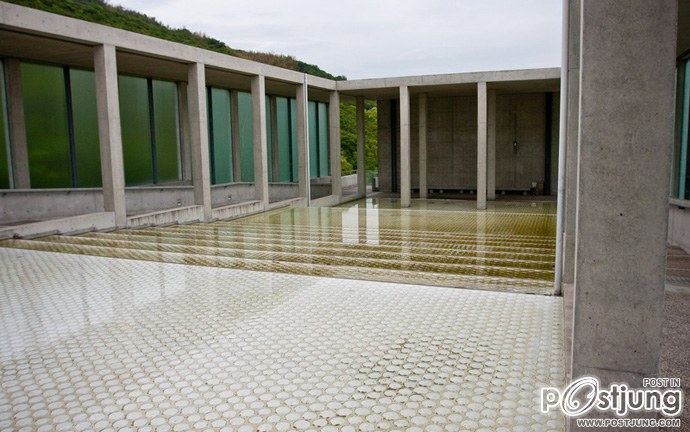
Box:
[399,85,411,208]
[296,80,310,204]
[329,91,342,198]
[251,75,269,206]
[418,93,428,199]
[5,58,30,189]
[186,62,212,220]
[356,96,366,197]
[570,1,676,428]
[93,44,126,227]
[230,89,242,182]
[477,82,487,210]
[487,89,496,200]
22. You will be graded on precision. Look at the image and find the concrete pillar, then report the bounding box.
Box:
[487,90,496,201]
[177,82,193,183]
[186,62,213,220]
[399,86,411,208]
[329,91,342,199]
[269,95,279,182]
[230,89,242,182]
[476,82,487,210]
[356,96,366,197]
[296,80,310,204]
[93,45,126,227]
[570,1,676,428]
[5,58,30,189]
[251,75,269,206]
[562,0,581,285]
[418,93,428,199]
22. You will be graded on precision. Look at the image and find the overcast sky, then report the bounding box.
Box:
[114,0,562,79]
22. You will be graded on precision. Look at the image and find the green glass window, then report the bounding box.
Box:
[266,97,273,181]
[276,97,292,183]
[679,60,690,199]
[0,60,10,189]
[208,87,233,184]
[290,98,299,182]
[152,80,181,183]
[118,75,152,186]
[70,69,101,188]
[308,101,318,178]
[238,91,254,182]
[22,63,72,188]
[318,102,330,176]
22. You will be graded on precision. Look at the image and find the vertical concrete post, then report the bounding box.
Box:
[476,82,488,210]
[177,82,193,183]
[93,45,126,227]
[329,91,342,199]
[251,75,269,206]
[5,58,30,189]
[418,93,428,199]
[399,86,411,208]
[563,0,581,285]
[296,79,310,205]
[356,96,366,197]
[487,90,496,201]
[570,2,676,428]
[230,89,242,182]
[186,62,213,221]
[269,95,279,182]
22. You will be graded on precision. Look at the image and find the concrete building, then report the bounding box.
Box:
[0,1,688,430]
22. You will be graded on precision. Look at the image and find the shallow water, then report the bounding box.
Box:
[1,198,556,294]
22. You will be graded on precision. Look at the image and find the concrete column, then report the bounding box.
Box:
[251,75,269,206]
[356,96,366,197]
[487,90,496,200]
[93,45,126,227]
[418,93,428,199]
[230,89,242,182]
[186,62,212,220]
[476,82,487,210]
[269,95,279,182]
[5,58,30,189]
[177,82,193,183]
[296,80,310,204]
[329,91,342,199]
[570,2,676,428]
[562,0,581,285]
[399,86,411,208]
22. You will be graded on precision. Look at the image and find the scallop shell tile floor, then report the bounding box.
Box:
[0,248,564,431]
[0,198,557,295]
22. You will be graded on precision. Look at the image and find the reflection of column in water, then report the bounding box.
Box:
[359,206,367,245]
[341,207,359,245]
[401,210,412,270]
[477,212,487,277]
[366,208,380,245]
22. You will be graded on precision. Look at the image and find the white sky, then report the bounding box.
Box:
[113,0,562,79]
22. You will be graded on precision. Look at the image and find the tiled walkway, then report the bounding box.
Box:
[0,198,557,295]
[0,248,565,432]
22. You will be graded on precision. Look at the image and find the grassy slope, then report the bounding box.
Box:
[7,0,346,80]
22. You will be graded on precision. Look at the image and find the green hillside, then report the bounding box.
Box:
[7,0,346,80]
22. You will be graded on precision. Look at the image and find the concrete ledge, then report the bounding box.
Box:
[310,194,342,207]
[269,197,306,210]
[127,205,203,228]
[0,212,115,239]
[212,201,264,221]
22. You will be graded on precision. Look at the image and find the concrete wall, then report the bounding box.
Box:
[377,93,557,194]
[668,202,690,251]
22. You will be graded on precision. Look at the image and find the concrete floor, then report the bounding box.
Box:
[0,248,565,432]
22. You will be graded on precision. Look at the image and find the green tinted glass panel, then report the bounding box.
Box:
[0,61,10,189]
[118,75,152,186]
[308,101,318,178]
[238,92,254,182]
[70,69,101,188]
[276,97,291,183]
[209,87,232,184]
[290,98,298,182]
[152,80,180,183]
[266,98,273,181]
[22,63,71,188]
[318,102,330,176]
